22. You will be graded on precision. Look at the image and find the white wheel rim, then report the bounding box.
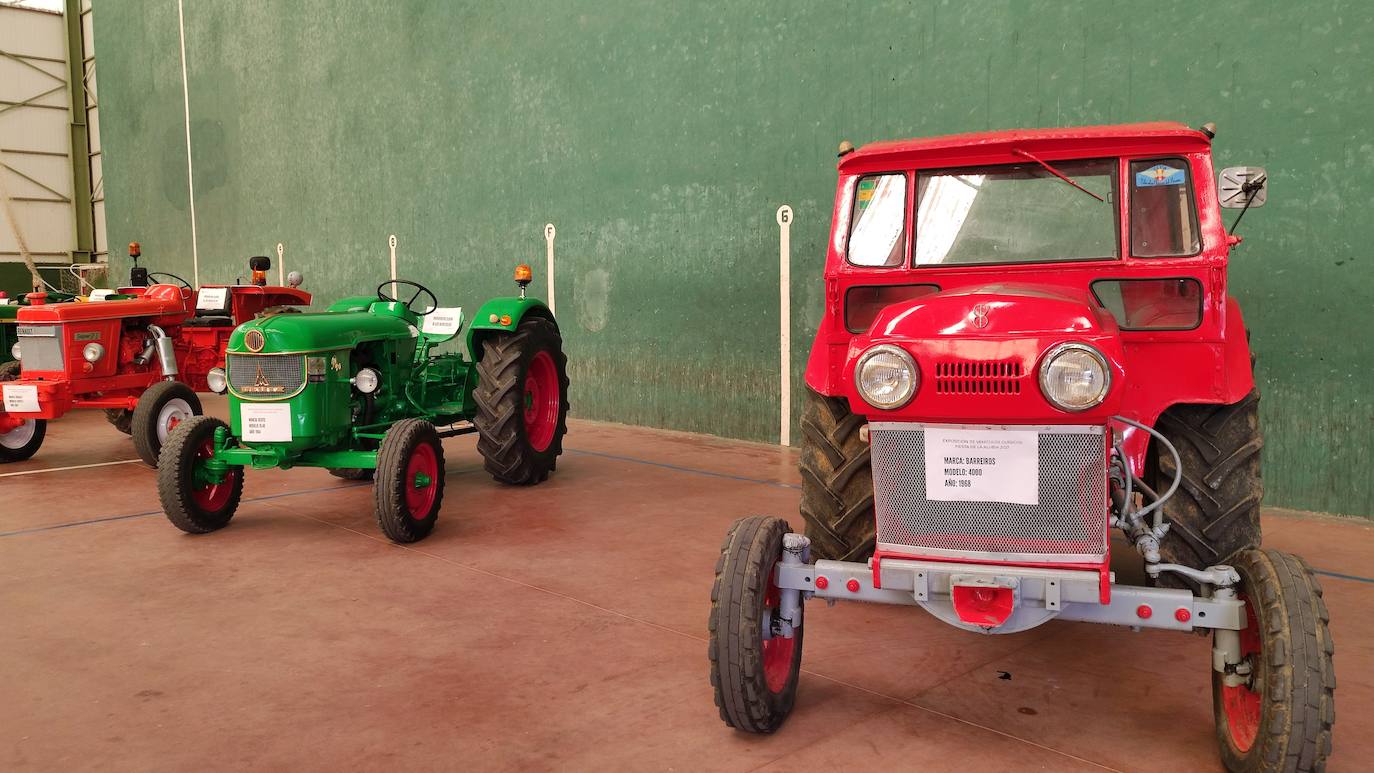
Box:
[156,398,194,443]
[0,419,36,449]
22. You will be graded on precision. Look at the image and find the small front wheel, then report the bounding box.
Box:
[0,361,45,463]
[132,380,202,466]
[374,419,445,543]
[708,515,803,734]
[1213,549,1334,772]
[158,415,244,533]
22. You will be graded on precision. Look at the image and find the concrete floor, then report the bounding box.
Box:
[1,398,1369,772]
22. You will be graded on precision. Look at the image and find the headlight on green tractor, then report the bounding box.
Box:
[1038,342,1110,411]
[855,344,919,409]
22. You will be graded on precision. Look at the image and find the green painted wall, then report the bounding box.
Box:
[91,1,1373,516]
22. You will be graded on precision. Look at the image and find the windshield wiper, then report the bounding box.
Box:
[1012,148,1105,203]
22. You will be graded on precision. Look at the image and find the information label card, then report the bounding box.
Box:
[240,403,293,442]
[923,427,1040,506]
[2,384,39,413]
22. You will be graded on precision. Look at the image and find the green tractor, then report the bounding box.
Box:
[157,267,569,543]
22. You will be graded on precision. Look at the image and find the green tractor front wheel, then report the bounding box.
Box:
[158,416,244,534]
[374,418,445,543]
[473,317,569,485]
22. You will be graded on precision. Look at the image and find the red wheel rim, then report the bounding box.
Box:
[761,563,795,693]
[403,442,439,520]
[1221,593,1262,752]
[523,350,559,452]
[190,438,238,510]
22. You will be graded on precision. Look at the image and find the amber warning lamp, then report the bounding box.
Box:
[514,263,533,299]
[248,255,271,287]
[128,241,149,287]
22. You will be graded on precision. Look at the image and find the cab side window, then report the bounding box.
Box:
[1129,159,1200,257]
[847,173,907,267]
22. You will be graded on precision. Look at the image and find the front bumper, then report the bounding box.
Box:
[775,555,1245,634]
[1,375,149,421]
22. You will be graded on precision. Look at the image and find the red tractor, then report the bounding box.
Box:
[709,123,1334,771]
[0,246,310,465]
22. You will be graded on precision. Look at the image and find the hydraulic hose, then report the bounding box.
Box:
[1112,415,1182,531]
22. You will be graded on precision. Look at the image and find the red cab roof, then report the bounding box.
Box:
[839,122,1213,173]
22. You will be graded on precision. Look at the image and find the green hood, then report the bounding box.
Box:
[230,308,416,353]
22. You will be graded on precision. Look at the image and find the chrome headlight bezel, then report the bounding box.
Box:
[854,344,920,410]
[1038,342,1111,412]
[10,342,19,360]
[82,342,104,363]
[206,367,227,394]
[353,367,380,394]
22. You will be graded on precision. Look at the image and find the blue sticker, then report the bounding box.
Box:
[1136,164,1185,187]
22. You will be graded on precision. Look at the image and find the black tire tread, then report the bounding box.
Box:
[104,409,133,434]
[798,387,874,562]
[1154,390,1263,577]
[473,316,569,485]
[132,380,202,467]
[708,515,802,734]
[157,415,243,534]
[373,418,444,543]
[328,467,374,481]
[1215,549,1334,772]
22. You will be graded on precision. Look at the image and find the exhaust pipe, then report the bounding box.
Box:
[146,325,178,377]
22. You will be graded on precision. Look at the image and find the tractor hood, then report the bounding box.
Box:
[866,283,1115,339]
[846,283,1126,422]
[230,308,416,354]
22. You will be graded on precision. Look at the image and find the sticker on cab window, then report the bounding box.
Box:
[1135,164,1185,187]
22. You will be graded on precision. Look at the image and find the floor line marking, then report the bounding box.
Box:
[290,510,1119,771]
[566,447,801,490]
[1312,568,1374,585]
[0,459,143,478]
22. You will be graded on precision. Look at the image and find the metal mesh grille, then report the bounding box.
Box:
[17,327,63,372]
[227,354,304,397]
[871,424,1107,562]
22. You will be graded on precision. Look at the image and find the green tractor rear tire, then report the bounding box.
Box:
[374,418,445,543]
[1153,390,1264,588]
[473,316,569,485]
[0,360,45,463]
[132,380,202,467]
[798,387,875,562]
[158,416,245,534]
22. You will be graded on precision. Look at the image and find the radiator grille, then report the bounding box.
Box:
[16,326,64,372]
[228,354,305,398]
[870,423,1107,562]
[933,360,1024,395]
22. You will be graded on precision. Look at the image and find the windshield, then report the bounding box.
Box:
[914,159,1117,266]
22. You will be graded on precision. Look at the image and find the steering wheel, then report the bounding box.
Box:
[377,279,438,316]
[148,271,192,290]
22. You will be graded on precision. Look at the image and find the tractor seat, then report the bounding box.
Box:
[183,315,235,328]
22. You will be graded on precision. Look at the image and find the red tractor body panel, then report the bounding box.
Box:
[1,284,310,429]
[805,121,1253,477]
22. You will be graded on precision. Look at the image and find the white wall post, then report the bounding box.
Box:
[776,205,793,447]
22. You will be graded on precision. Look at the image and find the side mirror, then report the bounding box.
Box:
[1219,166,1267,209]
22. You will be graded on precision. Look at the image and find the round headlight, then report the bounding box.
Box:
[82,342,105,363]
[206,367,227,394]
[1039,343,1110,411]
[10,342,19,360]
[354,367,380,394]
[855,344,919,409]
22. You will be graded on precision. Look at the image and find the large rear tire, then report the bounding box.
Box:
[708,515,803,734]
[473,316,569,485]
[1213,549,1334,772]
[132,380,202,467]
[0,360,45,463]
[157,415,244,534]
[374,418,444,543]
[798,387,875,562]
[1153,391,1263,586]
